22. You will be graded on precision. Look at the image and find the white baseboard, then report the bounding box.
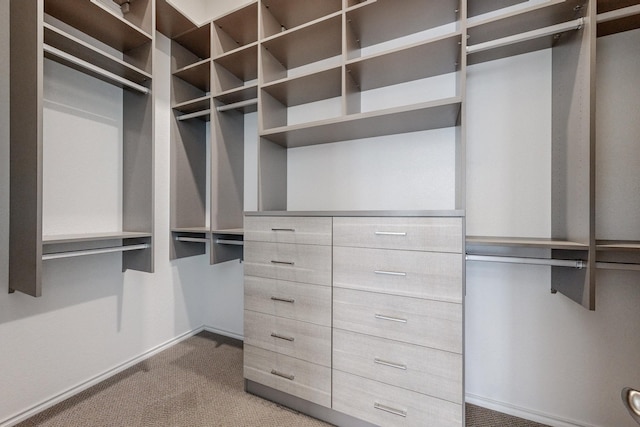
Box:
[0,328,204,427]
[466,393,599,427]
[202,325,244,342]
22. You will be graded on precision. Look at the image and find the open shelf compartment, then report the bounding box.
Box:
[260,0,342,38]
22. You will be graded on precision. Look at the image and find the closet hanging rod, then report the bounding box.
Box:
[216,99,257,112]
[43,44,151,95]
[597,4,640,24]
[465,254,586,269]
[177,109,211,121]
[215,239,244,246]
[467,18,584,55]
[175,236,210,243]
[42,243,150,260]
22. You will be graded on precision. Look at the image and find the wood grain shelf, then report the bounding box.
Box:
[261,66,342,107]
[173,96,211,114]
[213,2,257,54]
[175,23,211,60]
[214,84,258,105]
[596,240,640,251]
[466,236,589,250]
[467,0,527,19]
[173,59,211,92]
[213,43,258,85]
[597,1,640,37]
[43,231,152,245]
[261,0,342,38]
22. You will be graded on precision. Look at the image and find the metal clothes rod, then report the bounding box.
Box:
[177,109,211,121]
[216,99,257,112]
[43,44,151,95]
[216,239,244,246]
[597,4,640,24]
[42,243,150,260]
[466,254,586,269]
[467,18,584,55]
[176,236,210,243]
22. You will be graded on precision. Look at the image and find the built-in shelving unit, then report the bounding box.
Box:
[9,0,155,297]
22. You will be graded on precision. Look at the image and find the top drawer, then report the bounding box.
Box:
[333,217,462,253]
[245,216,332,245]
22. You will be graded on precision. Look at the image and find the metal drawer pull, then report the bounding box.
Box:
[272,228,295,232]
[375,231,407,236]
[374,270,407,277]
[270,369,295,381]
[374,358,407,370]
[270,296,295,303]
[270,332,295,342]
[374,314,407,323]
[374,402,407,418]
[271,260,295,266]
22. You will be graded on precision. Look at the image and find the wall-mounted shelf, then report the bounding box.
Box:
[597,1,640,36]
[466,236,589,250]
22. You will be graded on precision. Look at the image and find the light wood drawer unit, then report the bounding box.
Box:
[333,287,462,354]
[333,329,463,404]
[244,310,331,367]
[244,345,331,408]
[245,216,332,245]
[333,246,463,303]
[244,241,332,286]
[333,217,463,253]
[244,276,331,326]
[333,371,463,427]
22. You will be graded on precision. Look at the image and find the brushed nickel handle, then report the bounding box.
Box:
[270,296,295,303]
[375,231,407,236]
[374,314,407,323]
[270,332,295,342]
[271,260,295,265]
[270,369,295,381]
[374,358,407,370]
[374,270,407,277]
[374,402,407,417]
[271,228,295,232]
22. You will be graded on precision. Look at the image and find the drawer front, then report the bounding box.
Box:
[244,216,332,245]
[244,241,332,286]
[333,329,462,404]
[333,371,463,427]
[244,345,331,408]
[244,310,331,366]
[333,288,462,353]
[333,246,462,303]
[333,217,462,253]
[244,276,331,326]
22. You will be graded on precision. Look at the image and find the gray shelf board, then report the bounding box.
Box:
[214,44,258,82]
[468,0,527,19]
[45,0,152,53]
[174,59,211,91]
[261,13,342,70]
[214,2,258,48]
[212,228,244,235]
[246,210,465,218]
[261,97,461,148]
[214,84,259,105]
[467,34,560,65]
[171,227,210,233]
[347,32,461,91]
[346,0,459,49]
[597,241,640,251]
[262,0,342,37]
[597,2,640,37]
[261,66,342,107]
[43,231,152,245]
[44,23,151,85]
[467,0,585,46]
[173,96,211,114]
[466,236,589,250]
[156,0,198,39]
[598,0,640,13]
[175,23,211,60]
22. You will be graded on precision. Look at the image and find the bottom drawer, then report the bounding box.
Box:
[333,371,462,427]
[244,345,331,408]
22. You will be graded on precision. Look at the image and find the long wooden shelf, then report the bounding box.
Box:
[43,231,152,245]
[467,0,527,19]
[173,96,211,114]
[261,0,342,38]
[43,23,152,85]
[597,240,640,251]
[261,66,342,107]
[45,0,152,52]
[597,2,640,37]
[214,84,258,105]
[261,97,461,148]
[213,2,257,53]
[466,236,589,250]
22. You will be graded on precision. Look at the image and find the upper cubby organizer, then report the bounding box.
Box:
[260,0,342,38]
[596,0,640,37]
[466,0,588,64]
[9,0,155,297]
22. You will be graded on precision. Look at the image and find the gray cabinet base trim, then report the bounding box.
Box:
[245,380,377,427]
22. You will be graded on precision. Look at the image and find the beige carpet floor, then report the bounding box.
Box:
[17,331,549,427]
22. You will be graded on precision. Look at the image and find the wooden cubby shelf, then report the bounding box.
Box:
[597,1,640,36]
[260,0,342,37]
[213,44,258,93]
[213,2,257,55]
[173,59,211,92]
